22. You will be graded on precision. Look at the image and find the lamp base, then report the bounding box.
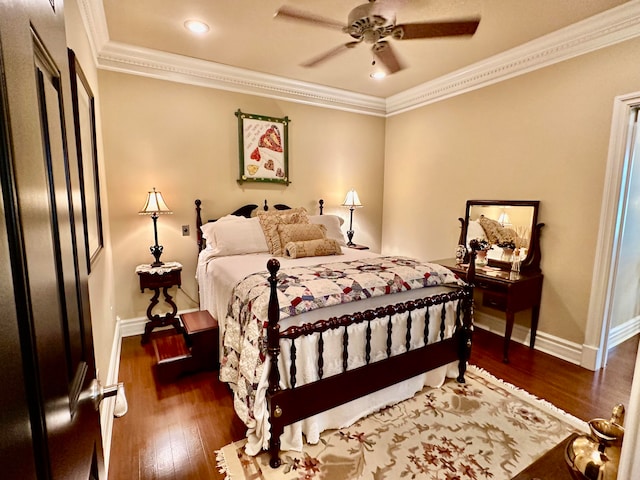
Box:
[150,244,164,268]
[346,230,355,247]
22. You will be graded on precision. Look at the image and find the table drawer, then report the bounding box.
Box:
[482,291,508,311]
[475,277,508,292]
[139,269,182,290]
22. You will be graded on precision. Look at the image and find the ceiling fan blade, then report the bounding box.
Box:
[395,19,480,39]
[372,41,405,75]
[274,6,346,31]
[302,42,360,68]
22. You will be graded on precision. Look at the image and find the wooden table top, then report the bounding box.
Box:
[512,433,578,479]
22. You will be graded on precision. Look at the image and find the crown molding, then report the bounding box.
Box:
[76,0,109,62]
[385,1,640,115]
[97,41,387,116]
[78,0,640,117]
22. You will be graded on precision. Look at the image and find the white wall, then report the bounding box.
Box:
[382,37,640,346]
[97,70,386,323]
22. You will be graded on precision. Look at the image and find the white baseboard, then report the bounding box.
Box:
[473,311,583,365]
[119,308,199,337]
[118,315,149,337]
[582,316,640,370]
[609,316,640,348]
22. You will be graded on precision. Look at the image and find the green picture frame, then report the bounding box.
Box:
[236,109,290,185]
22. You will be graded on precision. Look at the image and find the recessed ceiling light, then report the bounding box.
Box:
[184,20,210,34]
[370,71,386,79]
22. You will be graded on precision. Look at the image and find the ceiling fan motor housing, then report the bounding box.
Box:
[346,3,395,43]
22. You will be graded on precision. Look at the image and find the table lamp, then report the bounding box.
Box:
[342,189,362,247]
[139,187,172,267]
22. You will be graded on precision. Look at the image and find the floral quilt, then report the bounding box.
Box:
[219,256,464,427]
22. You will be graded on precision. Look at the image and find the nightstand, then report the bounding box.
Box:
[347,244,369,250]
[136,262,183,344]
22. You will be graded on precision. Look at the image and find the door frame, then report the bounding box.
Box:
[580,89,640,480]
[583,91,640,371]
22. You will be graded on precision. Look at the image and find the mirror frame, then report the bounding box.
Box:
[458,200,544,272]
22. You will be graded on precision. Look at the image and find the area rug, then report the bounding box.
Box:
[216,366,588,479]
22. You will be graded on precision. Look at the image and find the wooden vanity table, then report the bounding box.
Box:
[441,199,545,363]
[434,258,542,363]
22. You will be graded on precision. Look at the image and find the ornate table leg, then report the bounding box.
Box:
[141,286,182,344]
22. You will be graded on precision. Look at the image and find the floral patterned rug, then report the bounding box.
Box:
[216,366,587,480]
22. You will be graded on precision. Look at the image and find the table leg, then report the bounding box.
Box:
[503,310,515,363]
[141,286,182,344]
[530,304,540,349]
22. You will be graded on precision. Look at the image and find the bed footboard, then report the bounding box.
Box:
[265,258,474,468]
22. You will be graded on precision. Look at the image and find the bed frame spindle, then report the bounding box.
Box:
[317,333,324,380]
[289,340,297,389]
[440,303,447,341]
[424,307,430,345]
[406,310,413,352]
[342,327,349,372]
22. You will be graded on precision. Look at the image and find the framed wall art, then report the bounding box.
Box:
[236,109,290,185]
[68,49,103,273]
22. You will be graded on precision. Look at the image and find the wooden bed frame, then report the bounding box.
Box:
[195,199,476,468]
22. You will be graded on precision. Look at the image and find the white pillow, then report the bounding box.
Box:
[309,215,347,246]
[466,219,488,247]
[202,217,269,256]
[200,214,250,248]
[200,222,217,247]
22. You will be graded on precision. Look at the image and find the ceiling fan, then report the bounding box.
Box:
[274,0,480,75]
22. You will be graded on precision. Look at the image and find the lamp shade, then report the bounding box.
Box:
[498,211,511,226]
[139,188,172,215]
[342,189,362,208]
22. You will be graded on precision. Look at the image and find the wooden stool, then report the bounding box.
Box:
[181,310,219,371]
[152,310,219,381]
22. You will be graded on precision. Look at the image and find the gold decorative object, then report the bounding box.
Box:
[565,404,625,480]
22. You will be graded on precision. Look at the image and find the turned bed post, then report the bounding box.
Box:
[457,242,478,383]
[266,259,284,468]
[195,199,203,252]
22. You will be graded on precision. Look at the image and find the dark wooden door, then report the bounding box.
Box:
[0,1,103,479]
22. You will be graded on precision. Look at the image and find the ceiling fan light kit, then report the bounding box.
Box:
[275,0,480,76]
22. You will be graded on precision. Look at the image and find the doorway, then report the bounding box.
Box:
[585,90,640,480]
[584,91,640,371]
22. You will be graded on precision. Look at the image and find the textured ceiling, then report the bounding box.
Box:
[102,0,629,98]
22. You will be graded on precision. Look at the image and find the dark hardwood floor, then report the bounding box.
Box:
[108,328,638,480]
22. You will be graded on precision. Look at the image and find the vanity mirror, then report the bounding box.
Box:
[458,200,544,272]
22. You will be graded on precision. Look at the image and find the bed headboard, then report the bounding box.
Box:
[195,199,324,252]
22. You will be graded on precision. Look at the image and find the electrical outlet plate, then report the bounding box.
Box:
[182,225,190,236]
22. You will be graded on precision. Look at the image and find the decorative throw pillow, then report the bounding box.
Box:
[257,207,310,255]
[309,215,347,246]
[284,238,343,259]
[478,215,518,246]
[478,215,502,244]
[277,223,326,248]
[497,227,517,245]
